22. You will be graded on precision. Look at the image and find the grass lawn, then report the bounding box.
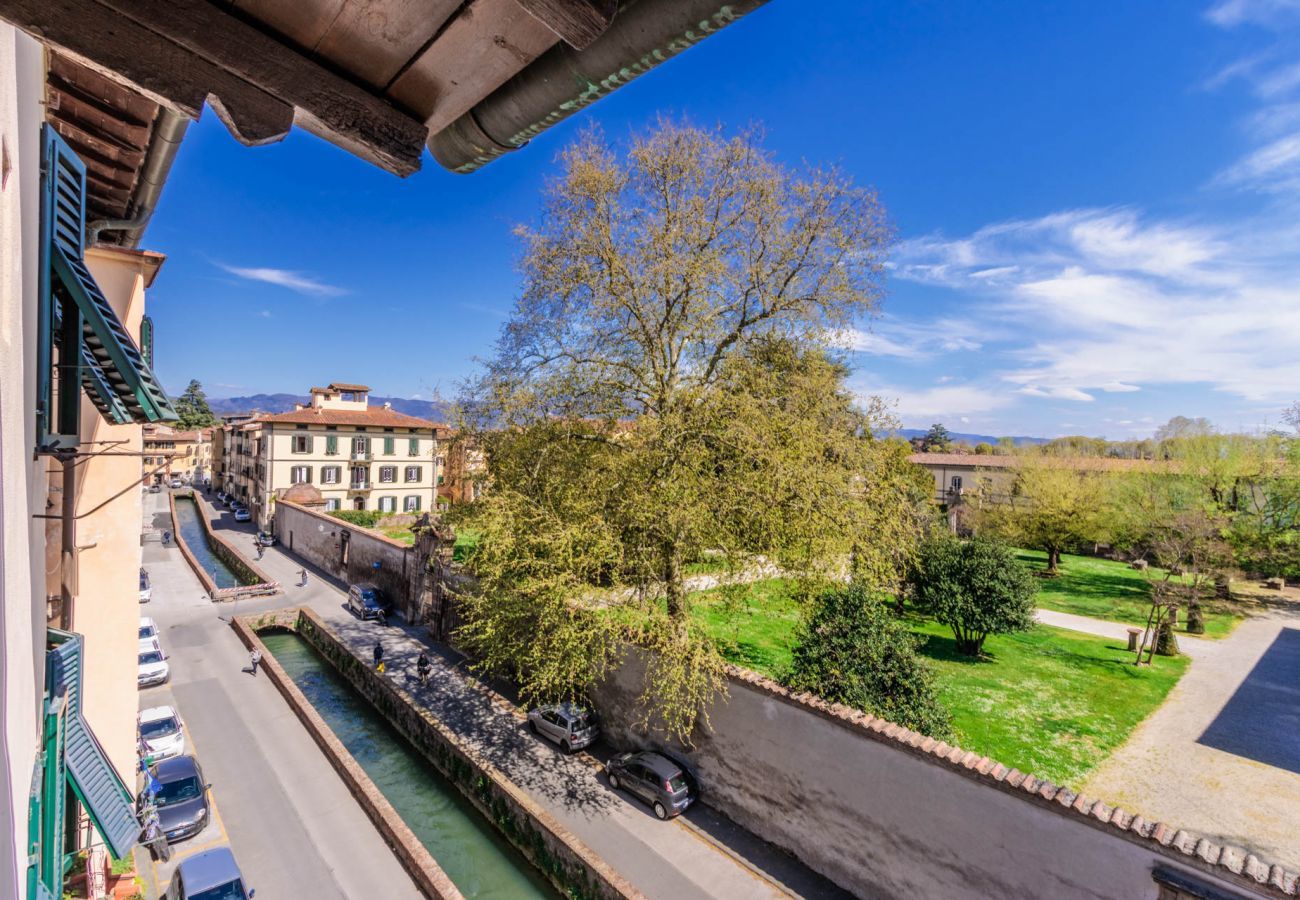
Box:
[689,578,1189,786]
[1016,549,1243,639]
[381,526,416,545]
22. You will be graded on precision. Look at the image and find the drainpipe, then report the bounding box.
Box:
[86,108,189,247]
[57,450,78,631]
[428,0,773,173]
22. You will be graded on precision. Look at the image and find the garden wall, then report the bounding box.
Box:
[592,648,1296,900]
[242,607,638,900]
[275,500,416,616]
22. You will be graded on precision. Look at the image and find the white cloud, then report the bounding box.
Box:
[857,378,1012,423]
[258,309,272,318]
[1208,0,1300,26]
[837,318,985,360]
[894,206,1300,405]
[220,264,346,297]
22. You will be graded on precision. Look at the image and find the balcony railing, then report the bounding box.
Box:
[351,450,372,461]
[349,480,372,491]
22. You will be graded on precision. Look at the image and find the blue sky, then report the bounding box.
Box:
[142,0,1300,439]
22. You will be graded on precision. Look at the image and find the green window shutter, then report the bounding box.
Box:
[37,126,177,448]
[384,437,394,455]
[409,437,419,456]
[326,435,338,455]
[140,315,154,367]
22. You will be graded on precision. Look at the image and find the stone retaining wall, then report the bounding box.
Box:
[241,607,640,900]
[231,611,462,900]
[168,491,279,600]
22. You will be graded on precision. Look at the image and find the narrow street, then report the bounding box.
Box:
[145,488,849,899]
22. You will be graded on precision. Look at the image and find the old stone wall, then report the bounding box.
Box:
[592,648,1295,900]
[275,500,415,616]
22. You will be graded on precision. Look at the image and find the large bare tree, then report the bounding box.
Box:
[457,121,928,738]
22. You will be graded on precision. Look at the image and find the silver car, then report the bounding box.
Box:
[526,702,599,753]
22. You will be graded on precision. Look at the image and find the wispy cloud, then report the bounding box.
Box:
[219,264,346,297]
[1207,0,1300,27]
[258,309,272,318]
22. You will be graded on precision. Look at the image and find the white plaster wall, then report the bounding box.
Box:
[0,23,48,898]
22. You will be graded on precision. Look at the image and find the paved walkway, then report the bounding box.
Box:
[195,491,848,899]
[1082,599,1300,871]
[1033,608,1215,659]
[137,490,423,900]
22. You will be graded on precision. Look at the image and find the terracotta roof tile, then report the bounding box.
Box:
[255,407,439,428]
[328,382,371,392]
[909,453,1174,472]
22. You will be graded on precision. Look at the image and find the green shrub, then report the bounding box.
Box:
[785,585,951,738]
[329,509,384,529]
[913,535,1037,655]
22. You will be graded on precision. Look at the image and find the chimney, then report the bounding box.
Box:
[384,401,392,410]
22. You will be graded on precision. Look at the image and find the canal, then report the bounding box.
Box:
[171,495,247,589]
[260,632,555,899]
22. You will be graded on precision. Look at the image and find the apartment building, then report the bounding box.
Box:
[142,423,212,485]
[218,384,445,528]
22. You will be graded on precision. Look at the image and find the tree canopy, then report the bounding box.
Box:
[456,121,929,740]
[911,535,1038,656]
[173,379,218,429]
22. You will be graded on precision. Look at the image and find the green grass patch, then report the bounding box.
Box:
[453,528,480,562]
[1016,549,1243,639]
[381,526,416,545]
[689,578,1188,786]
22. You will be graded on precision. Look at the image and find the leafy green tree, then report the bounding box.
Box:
[457,121,926,740]
[912,535,1037,656]
[973,442,994,455]
[922,423,951,452]
[173,379,218,429]
[785,585,951,737]
[977,458,1111,574]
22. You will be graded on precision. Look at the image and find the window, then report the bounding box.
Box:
[352,436,370,458]
[292,434,312,454]
[384,436,395,455]
[950,476,963,491]
[291,465,312,484]
[379,466,396,483]
[409,437,420,456]
[350,466,368,487]
[378,496,396,513]
[325,498,341,511]
[322,466,341,485]
[325,435,338,455]
[405,465,421,483]
[404,495,421,512]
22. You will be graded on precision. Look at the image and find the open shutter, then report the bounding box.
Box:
[38,126,176,449]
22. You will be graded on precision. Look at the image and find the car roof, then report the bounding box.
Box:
[548,701,589,718]
[140,616,156,627]
[176,846,243,893]
[634,752,682,777]
[152,754,200,782]
[353,581,379,591]
[138,638,161,651]
[139,705,177,724]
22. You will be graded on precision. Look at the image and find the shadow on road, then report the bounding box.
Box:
[1198,627,1300,773]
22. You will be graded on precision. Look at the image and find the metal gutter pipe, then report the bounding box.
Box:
[428,0,773,173]
[87,107,189,247]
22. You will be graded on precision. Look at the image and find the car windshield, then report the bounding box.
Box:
[570,712,592,730]
[139,651,163,665]
[139,573,149,589]
[154,775,202,807]
[188,882,248,900]
[140,717,179,740]
[360,590,380,606]
[139,625,155,638]
[667,773,689,793]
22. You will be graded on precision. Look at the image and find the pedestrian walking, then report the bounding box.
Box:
[249,648,262,677]
[161,530,171,546]
[255,541,264,560]
[373,641,384,673]
[416,650,431,687]
[299,567,309,587]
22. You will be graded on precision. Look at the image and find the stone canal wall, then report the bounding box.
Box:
[239,607,640,900]
[168,491,278,600]
[590,646,1297,900]
[231,611,463,900]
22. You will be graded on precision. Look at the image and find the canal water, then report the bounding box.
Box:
[172,496,245,589]
[260,633,555,899]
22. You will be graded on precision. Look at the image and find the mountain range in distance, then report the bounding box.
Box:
[207,393,453,422]
[206,397,1050,445]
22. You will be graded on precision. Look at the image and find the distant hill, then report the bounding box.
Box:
[207,393,453,423]
[893,428,1049,447]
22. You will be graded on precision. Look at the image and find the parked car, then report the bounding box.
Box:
[346,582,391,621]
[167,846,253,900]
[139,568,153,603]
[169,478,182,489]
[233,508,251,522]
[255,530,277,547]
[527,702,599,753]
[139,616,161,652]
[146,755,210,845]
[223,496,236,508]
[138,641,170,688]
[139,705,186,761]
[605,750,695,820]
[148,483,162,494]
[215,491,227,502]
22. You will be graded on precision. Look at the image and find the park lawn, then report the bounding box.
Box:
[689,578,1189,787]
[1016,549,1243,639]
[381,526,416,545]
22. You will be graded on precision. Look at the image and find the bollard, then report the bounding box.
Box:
[1126,627,1142,652]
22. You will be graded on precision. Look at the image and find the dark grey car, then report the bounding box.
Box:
[347,582,390,621]
[147,755,211,844]
[605,751,695,819]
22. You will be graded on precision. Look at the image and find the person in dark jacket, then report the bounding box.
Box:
[373,642,384,672]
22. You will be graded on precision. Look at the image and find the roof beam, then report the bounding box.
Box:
[514,0,617,50]
[0,0,427,175]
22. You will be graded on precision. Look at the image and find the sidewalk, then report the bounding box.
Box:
[198,492,849,899]
[138,491,422,900]
[1033,607,1214,659]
